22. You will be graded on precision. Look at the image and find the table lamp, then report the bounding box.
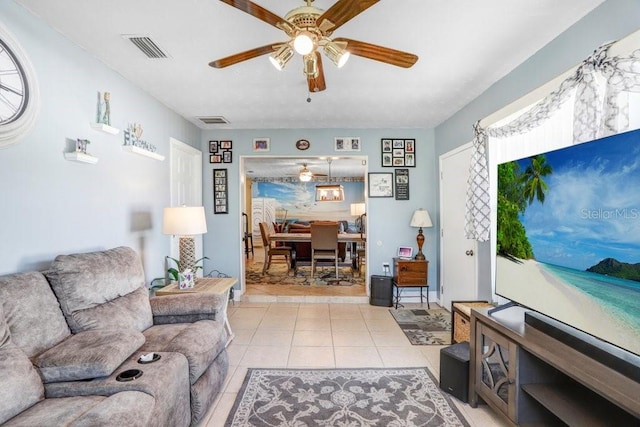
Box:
[410,208,433,260]
[162,206,207,273]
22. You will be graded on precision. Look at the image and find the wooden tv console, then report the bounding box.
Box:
[469,306,640,426]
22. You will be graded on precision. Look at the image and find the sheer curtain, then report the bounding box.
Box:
[465,38,640,242]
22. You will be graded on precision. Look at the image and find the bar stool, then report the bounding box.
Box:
[242,212,254,259]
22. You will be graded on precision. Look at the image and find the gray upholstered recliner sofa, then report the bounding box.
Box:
[0,246,229,426]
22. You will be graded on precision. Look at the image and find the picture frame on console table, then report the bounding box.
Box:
[213,169,228,214]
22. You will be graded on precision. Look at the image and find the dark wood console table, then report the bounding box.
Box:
[469,306,640,426]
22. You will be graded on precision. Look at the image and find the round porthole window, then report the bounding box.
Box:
[0,24,39,148]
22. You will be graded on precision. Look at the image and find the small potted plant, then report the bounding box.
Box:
[149,256,209,293]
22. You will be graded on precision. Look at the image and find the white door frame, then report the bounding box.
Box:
[439,142,478,309]
[169,138,204,269]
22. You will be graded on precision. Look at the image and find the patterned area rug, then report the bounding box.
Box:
[390,308,452,345]
[225,368,469,427]
[245,258,364,287]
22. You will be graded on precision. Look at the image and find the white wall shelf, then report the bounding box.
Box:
[122,145,165,161]
[64,152,99,164]
[90,122,119,135]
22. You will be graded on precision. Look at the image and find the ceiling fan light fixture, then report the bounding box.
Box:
[299,169,313,182]
[324,41,350,68]
[269,45,294,70]
[303,54,318,78]
[293,31,316,55]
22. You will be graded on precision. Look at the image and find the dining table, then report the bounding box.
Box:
[269,232,366,270]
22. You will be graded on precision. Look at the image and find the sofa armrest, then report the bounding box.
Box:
[34,329,145,383]
[149,293,225,325]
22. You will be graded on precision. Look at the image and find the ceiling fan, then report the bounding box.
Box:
[291,163,328,181]
[209,0,418,92]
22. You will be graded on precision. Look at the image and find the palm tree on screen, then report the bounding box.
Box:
[521,154,553,205]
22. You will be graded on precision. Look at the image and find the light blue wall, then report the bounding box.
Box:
[434,0,640,298]
[200,129,437,292]
[0,2,200,277]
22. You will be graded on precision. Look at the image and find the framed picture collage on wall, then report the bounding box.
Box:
[209,140,232,164]
[381,138,415,167]
[213,169,228,214]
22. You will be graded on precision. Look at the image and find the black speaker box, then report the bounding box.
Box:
[369,275,393,307]
[439,341,470,402]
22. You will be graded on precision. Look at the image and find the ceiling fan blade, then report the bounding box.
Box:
[316,0,379,35]
[220,0,294,34]
[334,37,418,68]
[209,44,277,68]
[307,53,326,93]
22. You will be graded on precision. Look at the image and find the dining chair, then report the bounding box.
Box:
[258,222,292,275]
[310,222,340,278]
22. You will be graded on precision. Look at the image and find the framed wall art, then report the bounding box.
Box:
[213,168,228,214]
[381,138,416,167]
[335,137,361,152]
[395,168,410,200]
[368,172,394,198]
[209,140,232,163]
[253,138,270,152]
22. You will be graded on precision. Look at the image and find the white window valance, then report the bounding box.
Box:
[465,41,640,241]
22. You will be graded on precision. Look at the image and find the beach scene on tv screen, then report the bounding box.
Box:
[496,129,640,356]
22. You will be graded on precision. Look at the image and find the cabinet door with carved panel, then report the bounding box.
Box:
[474,323,519,422]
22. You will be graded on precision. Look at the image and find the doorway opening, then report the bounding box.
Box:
[240,156,368,301]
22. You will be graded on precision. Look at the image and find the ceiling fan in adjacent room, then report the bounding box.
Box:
[291,163,328,182]
[209,0,419,92]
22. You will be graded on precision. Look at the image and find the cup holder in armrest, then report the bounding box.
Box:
[138,353,161,364]
[116,369,143,382]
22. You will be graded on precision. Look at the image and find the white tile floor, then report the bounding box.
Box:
[200,301,509,427]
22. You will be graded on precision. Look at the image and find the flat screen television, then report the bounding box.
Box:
[496,128,640,363]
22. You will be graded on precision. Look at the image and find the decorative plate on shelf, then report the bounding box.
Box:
[296,139,310,150]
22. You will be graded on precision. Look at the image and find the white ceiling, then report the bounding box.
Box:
[16,0,604,132]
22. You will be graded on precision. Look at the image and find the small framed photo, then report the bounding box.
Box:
[220,140,232,149]
[223,151,232,163]
[253,138,270,152]
[209,154,222,163]
[397,246,413,259]
[368,172,394,198]
[382,139,392,152]
[209,140,218,153]
[335,137,361,152]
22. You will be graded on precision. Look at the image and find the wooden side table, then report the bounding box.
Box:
[156,277,237,347]
[392,257,429,309]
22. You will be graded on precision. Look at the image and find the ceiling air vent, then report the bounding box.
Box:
[198,116,230,125]
[123,35,169,59]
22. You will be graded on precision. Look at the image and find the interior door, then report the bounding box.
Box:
[440,143,478,309]
[169,138,203,270]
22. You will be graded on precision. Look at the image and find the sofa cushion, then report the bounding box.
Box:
[141,321,227,384]
[45,247,153,333]
[33,329,145,383]
[2,392,154,427]
[0,304,44,425]
[0,271,71,358]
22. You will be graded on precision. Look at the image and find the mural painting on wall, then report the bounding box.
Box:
[254,181,364,225]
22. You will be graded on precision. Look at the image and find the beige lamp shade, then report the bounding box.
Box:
[410,209,433,228]
[162,206,207,236]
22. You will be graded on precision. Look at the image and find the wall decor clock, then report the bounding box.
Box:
[0,24,39,147]
[296,139,310,150]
